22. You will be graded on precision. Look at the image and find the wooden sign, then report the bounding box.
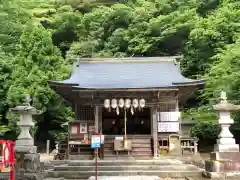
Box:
[158,122,179,132]
[88,125,95,133]
[80,122,87,133]
[70,126,78,134]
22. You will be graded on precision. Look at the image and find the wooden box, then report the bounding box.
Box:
[114,140,124,151]
[124,140,132,151]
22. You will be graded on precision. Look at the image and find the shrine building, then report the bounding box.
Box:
[48,56,204,159]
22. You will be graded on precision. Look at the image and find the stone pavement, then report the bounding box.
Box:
[40,154,54,162]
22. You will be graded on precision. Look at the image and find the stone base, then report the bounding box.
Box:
[203,171,240,179]
[205,160,240,172]
[15,173,43,180]
[15,152,41,173]
[88,176,160,180]
[15,145,37,153]
[205,151,240,173]
[217,138,236,145]
[214,144,239,152]
[16,139,34,147]
[210,152,240,161]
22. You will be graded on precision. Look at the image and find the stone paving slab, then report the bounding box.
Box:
[88,176,160,180]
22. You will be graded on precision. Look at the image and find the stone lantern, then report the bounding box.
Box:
[11,95,42,152]
[205,91,240,177]
[11,95,43,180]
[212,91,240,152]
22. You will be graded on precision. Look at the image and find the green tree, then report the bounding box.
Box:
[182,2,240,77]
[0,47,13,133]
[203,39,240,110]
[0,0,30,53]
[7,24,72,143]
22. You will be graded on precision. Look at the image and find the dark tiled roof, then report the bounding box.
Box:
[49,57,204,89]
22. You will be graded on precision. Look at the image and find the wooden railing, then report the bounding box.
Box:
[158,136,198,155]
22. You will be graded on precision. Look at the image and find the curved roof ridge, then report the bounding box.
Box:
[73,56,182,64]
[48,56,205,89]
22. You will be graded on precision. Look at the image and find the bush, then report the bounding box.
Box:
[190,122,220,152]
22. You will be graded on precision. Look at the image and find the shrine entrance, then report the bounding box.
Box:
[102,107,151,135]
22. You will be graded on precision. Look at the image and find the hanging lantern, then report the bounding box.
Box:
[119,98,124,108]
[116,107,120,115]
[131,106,134,115]
[124,99,131,109]
[139,99,145,108]
[132,99,139,108]
[104,99,110,108]
[111,99,117,109]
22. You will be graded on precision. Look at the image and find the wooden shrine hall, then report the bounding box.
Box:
[48,56,204,159]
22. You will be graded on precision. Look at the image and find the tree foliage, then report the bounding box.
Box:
[7,24,70,108]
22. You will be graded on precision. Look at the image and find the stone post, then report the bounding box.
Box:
[11,95,43,180]
[204,91,240,178]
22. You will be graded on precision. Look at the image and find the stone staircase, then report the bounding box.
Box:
[45,159,204,180]
[104,135,152,159]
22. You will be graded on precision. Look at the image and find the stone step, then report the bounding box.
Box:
[105,135,152,139]
[47,169,203,179]
[53,164,199,171]
[132,152,152,156]
[104,147,152,152]
[66,159,184,166]
[103,151,152,156]
[68,155,93,160]
[104,143,151,148]
[103,156,152,160]
[105,138,151,142]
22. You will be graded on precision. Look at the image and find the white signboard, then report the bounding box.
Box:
[158,122,180,132]
[71,126,78,134]
[158,112,180,122]
[80,122,87,133]
[115,136,124,140]
[91,135,101,148]
[101,135,105,144]
[69,141,82,145]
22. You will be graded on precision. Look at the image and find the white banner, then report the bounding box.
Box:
[158,122,180,132]
[158,112,180,122]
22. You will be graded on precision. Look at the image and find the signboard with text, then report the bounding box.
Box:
[91,135,101,148]
[158,122,180,132]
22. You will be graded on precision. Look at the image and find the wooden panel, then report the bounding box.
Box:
[76,105,94,120]
[103,135,152,158]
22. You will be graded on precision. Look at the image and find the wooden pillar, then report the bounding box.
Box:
[151,107,158,158]
[99,107,102,134]
[73,102,78,119]
[95,106,99,133]
[176,94,181,135]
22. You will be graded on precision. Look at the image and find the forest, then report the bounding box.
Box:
[0,0,240,150]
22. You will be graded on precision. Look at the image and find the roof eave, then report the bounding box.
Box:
[172,79,205,86]
[47,80,78,87]
[71,86,179,92]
